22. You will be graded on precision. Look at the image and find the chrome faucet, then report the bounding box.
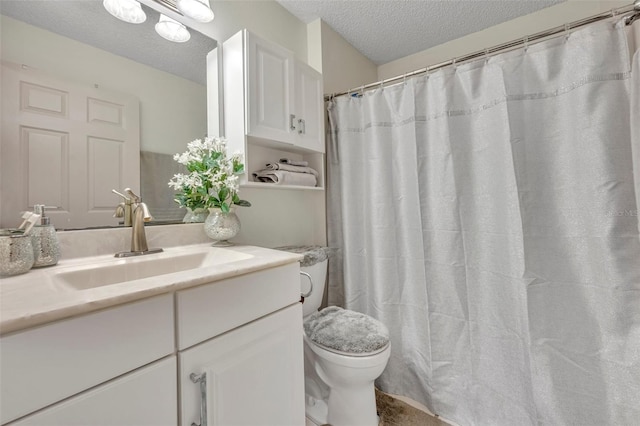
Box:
[114,188,163,258]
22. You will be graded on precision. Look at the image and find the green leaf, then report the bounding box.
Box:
[234,199,251,207]
[220,203,230,213]
[218,188,229,203]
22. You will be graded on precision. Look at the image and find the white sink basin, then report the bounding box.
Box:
[53,246,253,291]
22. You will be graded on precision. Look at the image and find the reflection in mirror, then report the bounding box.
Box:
[0,0,217,230]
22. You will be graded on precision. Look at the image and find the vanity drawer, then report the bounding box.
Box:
[176,262,300,349]
[8,357,177,426]
[0,294,174,424]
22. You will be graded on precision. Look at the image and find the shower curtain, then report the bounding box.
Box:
[327,21,640,426]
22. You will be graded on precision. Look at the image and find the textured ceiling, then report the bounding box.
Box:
[277,0,566,65]
[0,0,216,85]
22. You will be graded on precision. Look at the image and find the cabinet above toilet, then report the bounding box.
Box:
[222,29,325,190]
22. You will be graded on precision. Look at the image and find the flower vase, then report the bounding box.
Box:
[203,207,240,246]
[183,208,209,223]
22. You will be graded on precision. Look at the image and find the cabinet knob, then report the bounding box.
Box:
[289,114,297,131]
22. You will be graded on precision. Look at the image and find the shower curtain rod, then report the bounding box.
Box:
[325,0,640,101]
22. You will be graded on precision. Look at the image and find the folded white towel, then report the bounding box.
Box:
[253,170,317,187]
[265,162,319,178]
[279,158,309,167]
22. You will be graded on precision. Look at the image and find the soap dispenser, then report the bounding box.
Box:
[31,205,60,267]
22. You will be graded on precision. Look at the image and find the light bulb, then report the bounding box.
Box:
[155,14,191,43]
[103,0,146,24]
[177,0,214,23]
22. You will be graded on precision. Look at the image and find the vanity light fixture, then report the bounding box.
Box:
[103,0,147,24]
[155,14,191,42]
[176,0,214,23]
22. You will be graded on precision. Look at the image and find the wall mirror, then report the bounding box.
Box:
[0,0,217,230]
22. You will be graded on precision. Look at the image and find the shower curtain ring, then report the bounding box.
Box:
[425,66,431,78]
[523,36,529,52]
[564,23,571,41]
[484,48,490,64]
[360,86,365,96]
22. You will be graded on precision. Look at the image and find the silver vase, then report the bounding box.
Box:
[203,208,240,246]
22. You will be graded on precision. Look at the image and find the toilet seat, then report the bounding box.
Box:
[304,306,390,356]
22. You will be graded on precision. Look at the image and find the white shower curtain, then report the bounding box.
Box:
[327,20,640,426]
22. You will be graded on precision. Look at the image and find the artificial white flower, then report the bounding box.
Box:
[168,136,250,212]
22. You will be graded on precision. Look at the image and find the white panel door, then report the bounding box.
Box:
[294,62,325,153]
[1,61,140,229]
[9,357,177,426]
[246,32,296,144]
[180,303,305,426]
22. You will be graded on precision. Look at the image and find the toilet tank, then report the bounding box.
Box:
[274,246,330,318]
[301,259,327,318]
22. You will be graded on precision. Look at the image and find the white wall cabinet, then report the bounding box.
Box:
[1,263,303,426]
[223,29,325,190]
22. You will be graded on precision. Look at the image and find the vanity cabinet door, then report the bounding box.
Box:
[180,303,304,426]
[246,31,296,144]
[9,357,177,426]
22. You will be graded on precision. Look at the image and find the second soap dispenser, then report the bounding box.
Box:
[32,205,60,267]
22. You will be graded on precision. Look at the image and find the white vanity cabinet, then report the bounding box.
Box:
[223,29,325,189]
[177,262,305,425]
[0,251,304,426]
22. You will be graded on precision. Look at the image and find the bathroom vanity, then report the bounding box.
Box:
[0,244,305,426]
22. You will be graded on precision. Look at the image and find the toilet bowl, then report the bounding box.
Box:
[275,246,391,426]
[304,334,390,426]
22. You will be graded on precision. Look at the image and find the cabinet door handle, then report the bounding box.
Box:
[190,372,207,426]
[297,119,306,135]
[289,114,297,131]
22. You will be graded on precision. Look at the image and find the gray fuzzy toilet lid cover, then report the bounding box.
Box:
[303,306,390,355]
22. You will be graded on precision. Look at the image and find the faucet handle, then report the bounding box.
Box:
[124,188,141,204]
[112,189,131,203]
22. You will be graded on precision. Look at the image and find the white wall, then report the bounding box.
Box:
[378,0,629,79]
[318,20,379,95]
[0,15,207,155]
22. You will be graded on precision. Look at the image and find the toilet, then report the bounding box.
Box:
[277,246,391,426]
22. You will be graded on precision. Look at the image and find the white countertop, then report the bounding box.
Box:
[0,244,302,335]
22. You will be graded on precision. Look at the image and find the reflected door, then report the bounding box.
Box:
[1,62,140,229]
